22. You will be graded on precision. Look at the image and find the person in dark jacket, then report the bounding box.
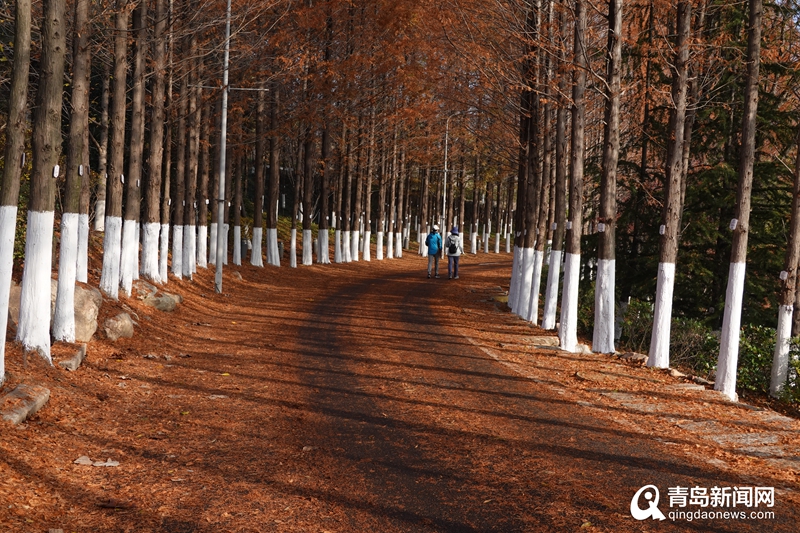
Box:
[445,227,464,279]
[425,225,442,278]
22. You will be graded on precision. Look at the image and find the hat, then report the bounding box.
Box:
[451,227,459,235]
[432,225,439,231]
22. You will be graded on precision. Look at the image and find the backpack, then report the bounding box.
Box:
[448,237,457,255]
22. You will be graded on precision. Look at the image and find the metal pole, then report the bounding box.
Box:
[214,0,231,293]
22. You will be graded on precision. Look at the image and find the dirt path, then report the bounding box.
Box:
[1,253,797,532]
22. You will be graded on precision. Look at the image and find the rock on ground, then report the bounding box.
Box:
[104,313,135,341]
[0,383,51,425]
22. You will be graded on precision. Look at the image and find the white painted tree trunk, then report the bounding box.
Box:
[17,210,55,360]
[172,225,184,278]
[395,232,403,258]
[514,248,534,316]
[351,229,360,261]
[141,221,161,283]
[716,262,746,401]
[251,227,263,267]
[559,252,581,353]
[266,228,279,266]
[197,225,208,268]
[541,249,562,330]
[208,222,217,264]
[53,213,79,341]
[334,230,342,263]
[387,230,394,259]
[184,225,196,277]
[94,199,105,231]
[159,223,169,283]
[377,231,384,260]
[290,228,297,268]
[343,231,352,262]
[232,225,241,266]
[505,232,511,253]
[120,218,137,296]
[526,250,544,323]
[494,233,501,253]
[648,262,675,368]
[303,229,313,265]
[362,230,371,261]
[318,230,330,264]
[508,245,522,309]
[134,223,140,280]
[222,224,229,265]
[770,304,793,397]
[592,259,616,353]
[76,214,89,283]
[471,226,478,254]
[0,206,14,381]
[100,215,123,297]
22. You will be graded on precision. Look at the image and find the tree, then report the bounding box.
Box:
[54,0,92,340]
[0,0,32,380]
[17,0,67,358]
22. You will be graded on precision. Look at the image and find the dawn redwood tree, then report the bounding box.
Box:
[252,87,266,267]
[183,40,201,277]
[559,0,587,353]
[377,139,387,260]
[266,85,281,266]
[771,126,800,396]
[290,140,303,268]
[716,0,763,401]
[196,97,211,268]
[342,128,354,262]
[143,0,168,283]
[302,132,314,265]
[121,0,147,296]
[483,179,492,254]
[232,152,243,266]
[387,131,398,259]
[395,147,406,258]
[541,6,569,330]
[0,0,32,380]
[648,0,691,368]
[172,71,188,277]
[318,127,332,264]
[94,65,110,232]
[18,0,66,359]
[54,0,91,341]
[100,0,131,298]
[160,59,174,283]
[363,110,375,261]
[592,0,623,354]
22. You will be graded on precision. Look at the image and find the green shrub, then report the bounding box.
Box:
[669,318,719,377]
[737,324,777,395]
[619,298,653,354]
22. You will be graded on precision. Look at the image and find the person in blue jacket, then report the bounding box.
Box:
[425,225,442,278]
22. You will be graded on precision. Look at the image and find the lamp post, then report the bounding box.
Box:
[214,0,231,293]
[442,111,461,230]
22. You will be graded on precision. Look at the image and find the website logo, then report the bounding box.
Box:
[631,485,667,521]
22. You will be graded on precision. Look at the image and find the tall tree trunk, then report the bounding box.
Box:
[377,138,388,260]
[593,0,623,354]
[716,0,763,401]
[0,0,32,380]
[352,122,366,261]
[183,36,200,277]
[171,68,188,277]
[121,0,147,296]
[159,50,173,282]
[771,125,800,396]
[514,1,541,318]
[252,87,266,267]
[342,126,354,262]
[318,126,332,264]
[290,138,303,268]
[395,147,406,258]
[232,152,243,266]
[54,0,91,341]
[302,131,314,265]
[197,93,210,269]
[387,130,398,259]
[100,0,131,298]
[559,0,587,352]
[648,0,691,368]
[94,64,110,231]
[143,0,167,282]
[542,3,570,330]
[363,110,375,261]
[18,0,66,359]
[266,85,281,266]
